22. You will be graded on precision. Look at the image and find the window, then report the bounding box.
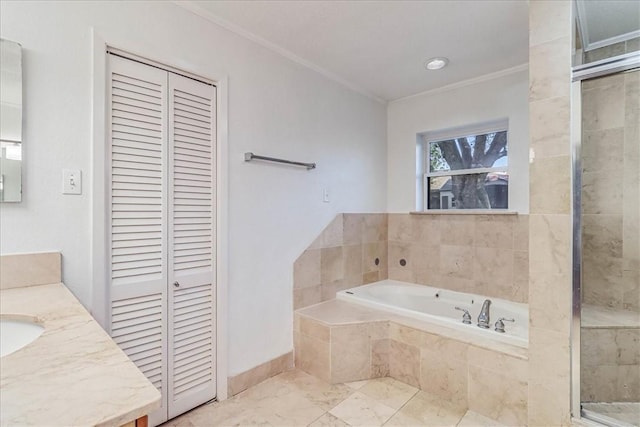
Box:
[420,120,508,210]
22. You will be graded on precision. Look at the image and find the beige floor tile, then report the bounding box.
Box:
[277,369,355,411]
[396,391,465,426]
[308,412,350,427]
[329,392,397,427]
[345,379,370,390]
[359,377,419,410]
[456,410,505,426]
[383,411,425,426]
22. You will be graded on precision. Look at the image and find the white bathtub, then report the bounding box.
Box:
[336,280,528,348]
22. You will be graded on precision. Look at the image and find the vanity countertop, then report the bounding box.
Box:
[0,282,161,427]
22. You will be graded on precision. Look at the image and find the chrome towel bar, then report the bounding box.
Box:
[244,152,316,170]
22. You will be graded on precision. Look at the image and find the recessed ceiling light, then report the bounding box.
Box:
[424,57,449,70]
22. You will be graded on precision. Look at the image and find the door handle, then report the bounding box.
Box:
[173,281,180,288]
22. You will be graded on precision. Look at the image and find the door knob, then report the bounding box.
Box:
[173,281,180,288]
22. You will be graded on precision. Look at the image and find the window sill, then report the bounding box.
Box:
[410,210,518,215]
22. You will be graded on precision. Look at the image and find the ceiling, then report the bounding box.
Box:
[182,1,529,102]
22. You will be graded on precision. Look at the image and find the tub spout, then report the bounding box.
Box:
[477,299,491,328]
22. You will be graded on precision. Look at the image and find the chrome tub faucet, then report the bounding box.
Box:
[477,299,491,328]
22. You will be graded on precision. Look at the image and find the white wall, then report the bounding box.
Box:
[0,1,387,376]
[387,69,529,213]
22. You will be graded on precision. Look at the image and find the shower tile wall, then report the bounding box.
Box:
[582,72,640,311]
[387,214,529,303]
[293,214,388,310]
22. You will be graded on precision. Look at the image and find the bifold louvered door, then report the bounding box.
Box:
[107,54,216,426]
[167,73,217,418]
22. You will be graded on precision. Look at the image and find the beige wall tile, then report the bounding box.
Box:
[411,215,440,245]
[296,334,330,383]
[300,316,330,342]
[343,244,363,278]
[468,365,527,426]
[363,214,387,243]
[474,216,514,249]
[388,241,411,271]
[294,285,322,310]
[529,327,570,383]
[419,349,467,406]
[388,267,415,282]
[294,249,322,289]
[389,340,420,388]
[582,128,624,174]
[473,247,514,283]
[617,364,640,401]
[529,96,571,158]
[388,214,413,242]
[331,324,371,383]
[323,215,344,248]
[512,250,529,303]
[584,42,626,64]
[362,242,386,273]
[583,214,623,258]
[529,376,571,426]
[440,245,474,280]
[529,214,571,333]
[343,214,363,245]
[440,216,475,246]
[468,346,528,382]
[529,0,571,46]
[321,247,344,283]
[581,328,617,366]
[363,271,380,284]
[371,339,390,378]
[583,171,624,215]
[581,364,618,402]
[0,252,61,289]
[530,155,571,214]
[583,78,626,132]
[513,215,529,252]
[529,37,571,102]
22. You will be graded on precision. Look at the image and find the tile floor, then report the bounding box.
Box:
[162,369,505,426]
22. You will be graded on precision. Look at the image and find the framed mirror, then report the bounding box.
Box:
[0,38,23,202]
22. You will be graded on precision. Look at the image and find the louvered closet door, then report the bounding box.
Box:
[108,54,169,425]
[167,72,217,418]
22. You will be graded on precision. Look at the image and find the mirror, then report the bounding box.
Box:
[0,38,23,202]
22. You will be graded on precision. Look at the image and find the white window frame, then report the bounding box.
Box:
[417,118,509,211]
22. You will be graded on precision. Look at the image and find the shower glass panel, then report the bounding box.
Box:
[579,68,640,427]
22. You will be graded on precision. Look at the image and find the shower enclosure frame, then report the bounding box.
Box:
[570,52,640,423]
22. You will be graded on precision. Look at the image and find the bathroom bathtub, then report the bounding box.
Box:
[336,280,528,348]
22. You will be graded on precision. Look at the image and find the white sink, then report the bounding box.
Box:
[0,318,45,357]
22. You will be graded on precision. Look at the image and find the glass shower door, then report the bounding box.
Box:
[580,67,640,427]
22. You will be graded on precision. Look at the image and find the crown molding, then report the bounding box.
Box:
[173,1,387,105]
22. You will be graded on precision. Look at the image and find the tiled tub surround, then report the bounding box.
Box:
[387,213,529,303]
[294,299,529,426]
[294,214,388,310]
[294,212,530,311]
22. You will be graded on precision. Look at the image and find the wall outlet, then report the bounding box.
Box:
[62,169,82,195]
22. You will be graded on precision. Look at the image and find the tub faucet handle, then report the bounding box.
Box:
[454,307,472,325]
[494,317,515,333]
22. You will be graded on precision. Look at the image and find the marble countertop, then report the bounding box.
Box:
[0,283,161,427]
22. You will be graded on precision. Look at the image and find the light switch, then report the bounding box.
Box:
[62,169,82,195]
